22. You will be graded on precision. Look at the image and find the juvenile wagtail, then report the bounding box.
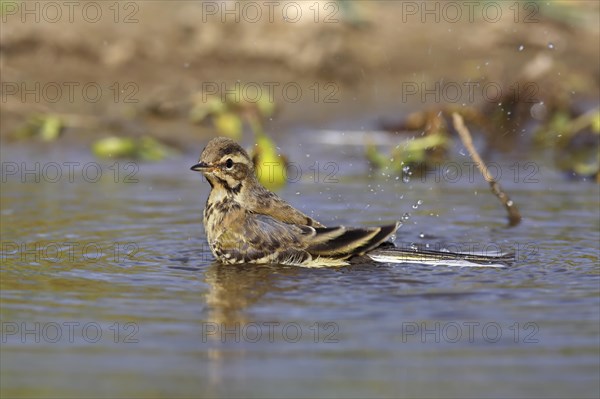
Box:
[191,137,513,267]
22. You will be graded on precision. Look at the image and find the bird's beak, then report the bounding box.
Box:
[190,162,210,172]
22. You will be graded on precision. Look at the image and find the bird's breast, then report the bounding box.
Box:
[203,196,242,242]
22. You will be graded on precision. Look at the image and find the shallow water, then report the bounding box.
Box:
[1,132,599,398]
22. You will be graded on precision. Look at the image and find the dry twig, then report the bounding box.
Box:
[452,112,522,227]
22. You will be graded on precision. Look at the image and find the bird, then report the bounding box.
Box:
[191,137,514,267]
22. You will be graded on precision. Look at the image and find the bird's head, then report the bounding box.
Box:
[191,137,255,192]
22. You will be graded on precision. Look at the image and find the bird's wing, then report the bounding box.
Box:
[217,212,398,265]
[246,187,325,227]
[216,213,310,263]
[304,222,400,258]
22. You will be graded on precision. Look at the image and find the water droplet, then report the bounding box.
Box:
[547,42,554,49]
[530,102,548,120]
[402,165,411,182]
[183,62,190,68]
[518,45,524,51]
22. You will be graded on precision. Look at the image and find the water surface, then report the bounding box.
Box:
[1,133,599,398]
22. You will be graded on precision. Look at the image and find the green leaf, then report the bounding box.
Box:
[39,115,63,142]
[252,134,287,189]
[92,137,138,159]
[214,112,242,139]
[591,111,600,133]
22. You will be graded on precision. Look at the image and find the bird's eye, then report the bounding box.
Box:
[225,159,234,169]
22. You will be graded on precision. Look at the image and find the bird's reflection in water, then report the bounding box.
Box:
[203,261,305,324]
[202,261,305,389]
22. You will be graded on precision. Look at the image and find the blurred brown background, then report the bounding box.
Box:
[1,0,599,148]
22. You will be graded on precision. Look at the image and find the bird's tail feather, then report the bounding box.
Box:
[367,247,514,268]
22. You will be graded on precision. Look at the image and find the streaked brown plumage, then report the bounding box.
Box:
[191,137,514,267]
[191,137,399,266]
